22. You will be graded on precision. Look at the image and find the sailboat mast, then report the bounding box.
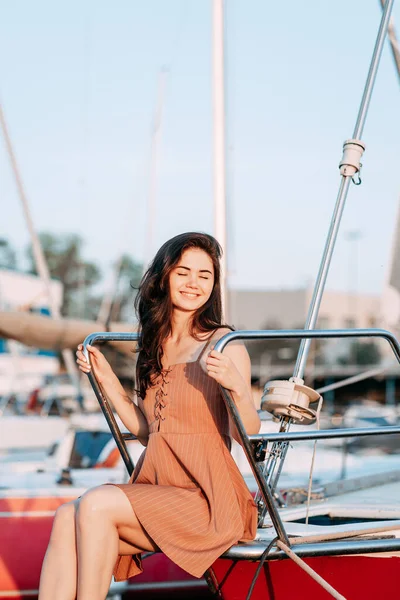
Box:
[0,102,81,394]
[144,68,168,268]
[212,0,228,320]
[380,0,400,81]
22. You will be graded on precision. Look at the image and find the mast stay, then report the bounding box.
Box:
[257,0,396,511]
[0,102,82,401]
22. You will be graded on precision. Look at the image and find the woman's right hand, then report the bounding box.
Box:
[76,344,116,384]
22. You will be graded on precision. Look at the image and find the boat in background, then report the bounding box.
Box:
[0,413,212,599]
[0,415,68,461]
[0,413,128,599]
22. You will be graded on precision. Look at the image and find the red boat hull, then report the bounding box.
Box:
[211,554,400,599]
[0,496,208,599]
[0,496,75,597]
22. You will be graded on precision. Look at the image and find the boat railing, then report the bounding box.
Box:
[83,327,400,550]
[249,426,400,443]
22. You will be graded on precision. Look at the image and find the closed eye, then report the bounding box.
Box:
[176,272,210,280]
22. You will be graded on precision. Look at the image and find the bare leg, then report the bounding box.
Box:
[39,489,155,600]
[76,485,157,600]
[38,500,78,600]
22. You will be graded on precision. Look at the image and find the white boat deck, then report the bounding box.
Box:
[273,478,400,524]
[226,476,400,561]
[256,518,400,541]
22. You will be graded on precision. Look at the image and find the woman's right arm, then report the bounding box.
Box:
[76,344,149,446]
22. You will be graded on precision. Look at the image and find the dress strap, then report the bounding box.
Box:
[196,332,216,362]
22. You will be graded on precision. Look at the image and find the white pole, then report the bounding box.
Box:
[144,68,168,268]
[378,1,400,333]
[97,256,124,324]
[212,0,228,320]
[0,102,81,394]
[379,0,400,81]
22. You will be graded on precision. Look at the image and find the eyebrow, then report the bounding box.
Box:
[176,265,213,275]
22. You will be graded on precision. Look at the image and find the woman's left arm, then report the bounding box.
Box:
[205,340,261,440]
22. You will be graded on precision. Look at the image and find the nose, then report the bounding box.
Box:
[186,273,199,288]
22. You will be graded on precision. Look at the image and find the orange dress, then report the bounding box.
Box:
[112,339,257,581]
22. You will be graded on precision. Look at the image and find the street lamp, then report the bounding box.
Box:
[344,230,362,326]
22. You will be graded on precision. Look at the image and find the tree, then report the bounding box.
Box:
[0,238,17,269]
[26,232,102,318]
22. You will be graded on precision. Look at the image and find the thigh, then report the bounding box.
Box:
[79,484,158,553]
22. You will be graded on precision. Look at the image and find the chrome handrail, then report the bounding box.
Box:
[212,328,400,360]
[213,328,400,524]
[249,426,400,443]
[223,536,400,561]
[83,332,140,476]
[83,327,400,550]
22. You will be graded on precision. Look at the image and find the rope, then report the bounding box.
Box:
[288,522,400,545]
[245,531,349,600]
[305,395,323,524]
[246,398,351,599]
[245,496,397,598]
[276,541,347,600]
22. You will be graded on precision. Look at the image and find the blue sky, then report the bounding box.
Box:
[1,0,399,296]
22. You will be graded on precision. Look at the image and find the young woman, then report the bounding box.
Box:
[38,232,260,600]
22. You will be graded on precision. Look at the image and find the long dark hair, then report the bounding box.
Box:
[135,232,230,399]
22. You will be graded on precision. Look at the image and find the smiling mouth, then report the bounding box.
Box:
[180,291,199,299]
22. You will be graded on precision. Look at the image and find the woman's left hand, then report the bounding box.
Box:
[205,349,245,394]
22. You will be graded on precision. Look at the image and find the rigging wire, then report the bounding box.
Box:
[379,0,400,82]
[245,536,279,600]
[305,396,323,525]
[246,530,347,600]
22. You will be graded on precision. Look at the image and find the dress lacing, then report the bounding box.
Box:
[152,335,214,430]
[153,367,172,429]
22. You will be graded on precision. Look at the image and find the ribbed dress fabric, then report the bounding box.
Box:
[111,339,257,581]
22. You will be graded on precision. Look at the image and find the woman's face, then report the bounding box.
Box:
[169,248,215,313]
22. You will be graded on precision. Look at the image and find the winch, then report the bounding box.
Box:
[261,377,321,425]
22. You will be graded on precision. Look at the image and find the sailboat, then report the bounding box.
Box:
[1,2,400,599]
[78,2,400,600]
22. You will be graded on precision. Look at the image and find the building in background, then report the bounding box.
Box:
[0,269,63,396]
[229,287,397,408]
[229,287,379,331]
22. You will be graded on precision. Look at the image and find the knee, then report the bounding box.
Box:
[51,501,76,540]
[76,485,110,527]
